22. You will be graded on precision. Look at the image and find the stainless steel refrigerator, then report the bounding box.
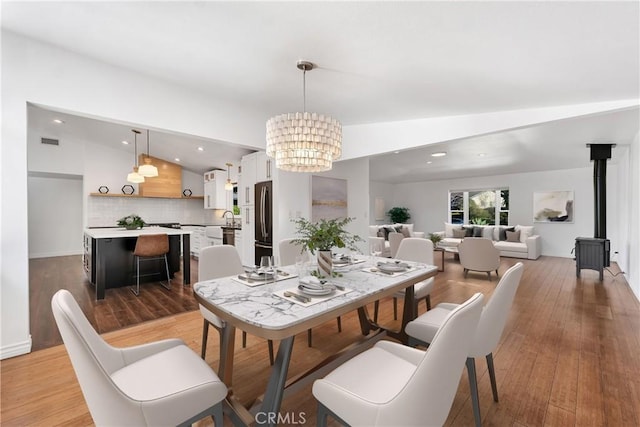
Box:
[254,180,273,265]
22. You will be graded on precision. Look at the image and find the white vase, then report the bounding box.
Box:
[317,250,333,278]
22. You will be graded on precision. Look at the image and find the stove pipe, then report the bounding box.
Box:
[589,144,612,239]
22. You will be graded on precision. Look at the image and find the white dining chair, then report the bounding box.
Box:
[374,237,436,322]
[278,238,342,346]
[199,245,274,365]
[313,292,484,426]
[458,237,501,280]
[405,262,524,427]
[52,289,227,426]
[388,231,404,258]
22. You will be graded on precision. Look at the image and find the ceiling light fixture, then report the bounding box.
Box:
[197,147,204,152]
[53,119,64,124]
[121,140,129,145]
[137,129,158,177]
[225,163,233,191]
[266,60,342,172]
[431,151,447,157]
[126,130,145,184]
[174,158,180,162]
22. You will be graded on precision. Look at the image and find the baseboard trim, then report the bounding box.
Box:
[1,336,32,360]
[29,250,83,259]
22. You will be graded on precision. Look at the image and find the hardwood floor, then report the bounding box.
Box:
[28,255,199,351]
[4,255,639,426]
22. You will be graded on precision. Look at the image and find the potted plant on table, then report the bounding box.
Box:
[387,207,411,224]
[117,214,146,230]
[292,217,363,278]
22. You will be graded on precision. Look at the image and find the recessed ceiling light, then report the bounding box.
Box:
[174,158,180,162]
[197,147,204,152]
[53,119,64,124]
[426,161,433,164]
[121,140,129,145]
[393,151,400,154]
[431,152,447,157]
[478,153,487,157]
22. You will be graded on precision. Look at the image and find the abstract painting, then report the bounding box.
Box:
[533,190,574,223]
[311,176,347,222]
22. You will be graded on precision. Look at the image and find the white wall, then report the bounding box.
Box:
[369,181,395,225]
[27,174,84,258]
[621,133,639,299]
[388,166,619,258]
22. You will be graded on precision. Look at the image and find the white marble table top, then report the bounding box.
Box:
[194,257,438,334]
[84,226,192,239]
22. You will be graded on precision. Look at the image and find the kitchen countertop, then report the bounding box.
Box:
[84,227,191,239]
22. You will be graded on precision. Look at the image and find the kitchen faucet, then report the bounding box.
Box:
[222,210,235,227]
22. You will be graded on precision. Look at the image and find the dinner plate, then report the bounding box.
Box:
[377,262,409,273]
[247,271,275,280]
[298,284,335,296]
[332,257,350,265]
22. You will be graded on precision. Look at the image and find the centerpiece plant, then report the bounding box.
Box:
[292,217,363,278]
[117,214,145,230]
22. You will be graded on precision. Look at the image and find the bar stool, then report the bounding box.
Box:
[132,233,171,296]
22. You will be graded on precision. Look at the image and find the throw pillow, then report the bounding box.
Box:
[396,223,414,235]
[452,229,466,239]
[506,230,521,242]
[384,226,396,240]
[499,226,516,241]
[473,226,484,237]
[400,226,411,238]
[462,226,474,237]
[376,228,385,239]
[483,226,495,240]
[515,225,535,243]
[444,222,462,238]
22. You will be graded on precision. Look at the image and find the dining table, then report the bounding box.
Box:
[193,255,438,427]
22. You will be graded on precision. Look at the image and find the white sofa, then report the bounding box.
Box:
[435,223,541,260]
[369,224,425,257]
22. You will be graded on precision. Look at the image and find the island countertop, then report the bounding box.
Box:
[84,226,192,239]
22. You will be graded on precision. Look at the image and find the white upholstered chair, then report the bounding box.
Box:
[199,245,274,365]
[388,231,404,258]
[52,289,227,426]
[458,237,501,280]
[279,238,342,346]
[374,237,436,322]
[313,292,484,426]
[405,262,524,427]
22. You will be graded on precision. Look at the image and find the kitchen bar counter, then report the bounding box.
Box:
[83,227,191,300]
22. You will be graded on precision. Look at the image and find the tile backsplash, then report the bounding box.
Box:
[87,197,226,227]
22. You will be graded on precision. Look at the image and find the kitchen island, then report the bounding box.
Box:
[83,227,191,300]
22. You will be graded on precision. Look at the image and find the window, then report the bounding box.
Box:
[448,188,509,225]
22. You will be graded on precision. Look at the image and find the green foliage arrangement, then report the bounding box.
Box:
[291,217,363,254]
[117,214,145,230]
[387,207,411,223]
[428,232,442,246]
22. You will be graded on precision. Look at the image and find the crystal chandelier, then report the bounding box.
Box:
[266,60,342,172]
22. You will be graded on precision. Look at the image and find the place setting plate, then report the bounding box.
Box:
[377,261,410,273]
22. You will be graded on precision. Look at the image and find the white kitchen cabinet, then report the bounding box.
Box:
[256,152,276,182]
[241,205,254,266]
[240,154,257,206]
[182,226,205,258]
[234,229,243,262]
[203,170,228,209]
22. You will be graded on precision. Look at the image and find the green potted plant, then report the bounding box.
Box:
[428,232,442,247]
[117,214,145,230]
[292,217,363,277]
[387,207,411,224]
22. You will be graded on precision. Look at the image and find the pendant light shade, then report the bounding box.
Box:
[127,130,145,184]
[138,129,158,177]
[224,163,233,191]
[266,60,342,172]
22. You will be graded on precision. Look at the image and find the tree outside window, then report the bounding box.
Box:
[449,189,509,225]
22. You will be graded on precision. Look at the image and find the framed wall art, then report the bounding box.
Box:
[533,190,574,223]
[311,176,348,222]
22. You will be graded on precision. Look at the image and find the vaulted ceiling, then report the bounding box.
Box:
[4,1,639,181]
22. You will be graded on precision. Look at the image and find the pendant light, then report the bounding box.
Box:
[224,163,233,191]
[138,129,159,177]
[137,129,158,177]
[266,60,342,172]
[126,130,145,183]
